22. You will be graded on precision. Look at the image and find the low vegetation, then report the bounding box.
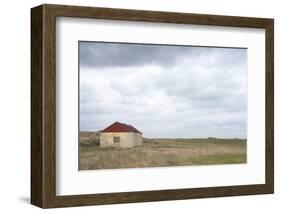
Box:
[79,131,247,170]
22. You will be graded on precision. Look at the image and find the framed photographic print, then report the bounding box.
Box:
[31,4,274,208]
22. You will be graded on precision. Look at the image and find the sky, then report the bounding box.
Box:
[79,42,247,138]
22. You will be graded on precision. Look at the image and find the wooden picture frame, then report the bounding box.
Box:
[31,4,274,208]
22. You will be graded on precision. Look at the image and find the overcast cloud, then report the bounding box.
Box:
[79,42,247,138]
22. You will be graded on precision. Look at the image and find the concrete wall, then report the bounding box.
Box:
[100,132,142,148]
[132,133,142,146]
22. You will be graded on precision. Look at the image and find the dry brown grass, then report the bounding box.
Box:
[79,132,246,170]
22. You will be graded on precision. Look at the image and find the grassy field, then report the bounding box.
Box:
[79,131,247,170]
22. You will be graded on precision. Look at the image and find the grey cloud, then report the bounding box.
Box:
[79,41,214,68]
[79,42,247,138]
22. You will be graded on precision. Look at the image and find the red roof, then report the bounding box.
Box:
[101,122,142,134]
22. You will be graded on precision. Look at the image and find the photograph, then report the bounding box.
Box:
[30,4,274,208]
[78,41,247,170]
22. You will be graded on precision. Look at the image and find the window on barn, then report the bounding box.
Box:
[113,136,120,143]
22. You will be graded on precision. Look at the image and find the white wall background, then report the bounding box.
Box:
[0,0,279,212]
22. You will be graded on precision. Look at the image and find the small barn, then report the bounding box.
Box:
[100,122,142,148]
